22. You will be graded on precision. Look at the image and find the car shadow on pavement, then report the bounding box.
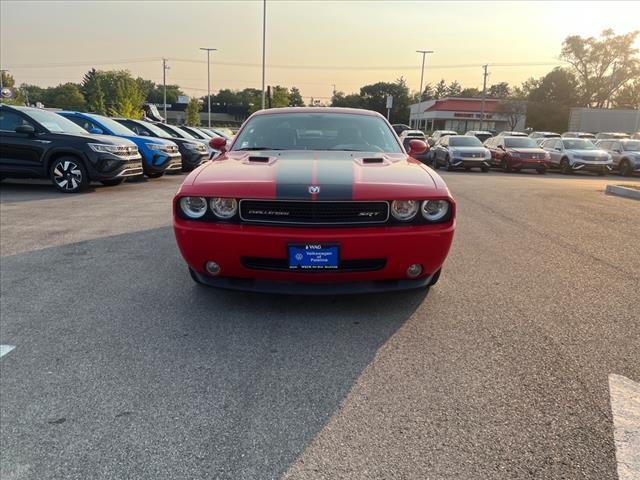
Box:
[0,226,427,480]
[0,178,148,203]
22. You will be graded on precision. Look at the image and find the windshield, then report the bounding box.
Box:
[449,136,482,147]
[28,109,88,134]
[232,113,402,153]
[160,124,196,139]
[623,141,640,151]
[505,137,539,148]
[138,120,172,137]
[563,139,597,150]
[86,114,136,136]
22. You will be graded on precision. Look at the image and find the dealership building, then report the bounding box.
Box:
[408,97,526,132]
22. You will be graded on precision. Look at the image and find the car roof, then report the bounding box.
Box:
[250,107,383,118]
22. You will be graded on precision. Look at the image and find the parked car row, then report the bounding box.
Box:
[421,129,639,176]
[0,104,234,193]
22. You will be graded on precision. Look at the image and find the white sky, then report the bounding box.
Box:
[1,1,639,101]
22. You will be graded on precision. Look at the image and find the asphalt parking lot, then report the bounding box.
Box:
[1,172,638,480]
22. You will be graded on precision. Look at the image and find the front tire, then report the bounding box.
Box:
[481,166,489,172]
[537,167,547,174]
[146,172,163,179]
[100,178,124,187]
[619,159,632,176]
[561,158,572,175]
[445,156,454,171]
[50,157,89,193]
[502,160,512,173]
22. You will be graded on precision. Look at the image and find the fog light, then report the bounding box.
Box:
[406,264,423,278]
[205,261,221,276]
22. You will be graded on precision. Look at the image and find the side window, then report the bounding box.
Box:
[66,116,95,132]
[610,141,620,151]
[0,110,32,132]
[126,122,150,136]
[599,141,611,150]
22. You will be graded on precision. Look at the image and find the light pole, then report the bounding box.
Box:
[480,64,489,131]
[200,48,217,127]
[162,59,169,123]
[261,0,267,110]
[416,50,434,131]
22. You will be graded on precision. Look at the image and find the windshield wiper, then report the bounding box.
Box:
[235,147,284,151]
[325,148,362,151]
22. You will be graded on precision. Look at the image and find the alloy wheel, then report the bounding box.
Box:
[53,160,83,191]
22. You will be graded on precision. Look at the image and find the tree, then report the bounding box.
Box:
[496,98,527,130]
[488,82,510,99]
[185,98,201,126]
[523,68,579,132]
[288,86,305,107]
[560,29,640,107]
[95,71,145,118]
[270,85,290,108]
[82,69,106,114]
[459,87,482,98]
[145,84,185,104]
[358,77,412,123]
[434,79,447,99]
[42,83,86,110]
[446,81,462,97]
[331,91,363,108]
[613,80,640,109]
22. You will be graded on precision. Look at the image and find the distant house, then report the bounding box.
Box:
[409,97,526,133]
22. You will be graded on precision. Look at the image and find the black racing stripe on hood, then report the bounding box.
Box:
[315,159,354,200]
[275,158,314,199]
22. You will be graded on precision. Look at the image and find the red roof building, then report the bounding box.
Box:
[409,97,526,133]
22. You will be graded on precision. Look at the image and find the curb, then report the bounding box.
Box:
[605,184,640,200]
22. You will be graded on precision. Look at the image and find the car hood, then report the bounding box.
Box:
[449,146,486,152]
[566,149,608,156]
[181,150,448,201]
[509,148,546,154]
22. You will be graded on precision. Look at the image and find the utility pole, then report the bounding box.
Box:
[416,50,434,131]
[480,64,489,131]
[261,0,267,110]
[162,58,169,123]
[200,48,217,127]
[332,84,336,96]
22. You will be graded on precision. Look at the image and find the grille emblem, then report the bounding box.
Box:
[308,185,320,194]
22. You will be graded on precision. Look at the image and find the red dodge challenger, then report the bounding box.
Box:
[173,107,455,294]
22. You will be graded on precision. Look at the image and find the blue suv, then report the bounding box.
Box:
[58,112,182,178]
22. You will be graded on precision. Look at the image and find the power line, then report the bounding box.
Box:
[6,57,566,71]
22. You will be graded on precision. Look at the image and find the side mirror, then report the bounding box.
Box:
[555,147,562,151]
[15,124,35,135]
[407,139,428,156]
[209,136,227,153]
[89,127,104,135]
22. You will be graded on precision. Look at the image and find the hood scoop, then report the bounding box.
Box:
[241,155,277,165]
[355,156,390,166]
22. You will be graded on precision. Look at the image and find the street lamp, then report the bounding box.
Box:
[261,0,267,110]
[200,48,217,127]
[416,50,434,131]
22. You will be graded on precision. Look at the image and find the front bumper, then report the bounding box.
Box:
[450,158,491,169]
[182,151,209,171]
[190,269,435,295]
[88,153,144,180]
[174,220,455,291]
[509,158,547,170]
[571,161,613,172]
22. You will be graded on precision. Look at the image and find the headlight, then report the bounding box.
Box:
[484,150,491,160]
[88,143,126,154]
[544,152,551,160]
[511,151,521,158]
[209,198,238,219]
[146,143,166,151]
[421,200,450,222]
[179,196,207,219]
[390,200,419,221]
[184,142,202,151]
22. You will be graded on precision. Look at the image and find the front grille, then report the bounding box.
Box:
[241,257,386,272]
[461,152,483,158]
[239,200,389,225]
[113,145,139,158]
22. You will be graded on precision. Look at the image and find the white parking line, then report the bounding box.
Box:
[0,345,16,358]
[609,374,640,480]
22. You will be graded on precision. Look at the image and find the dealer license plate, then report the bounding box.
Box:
[288,244,339,270]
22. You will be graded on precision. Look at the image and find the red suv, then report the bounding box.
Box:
[485,136,550,173]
